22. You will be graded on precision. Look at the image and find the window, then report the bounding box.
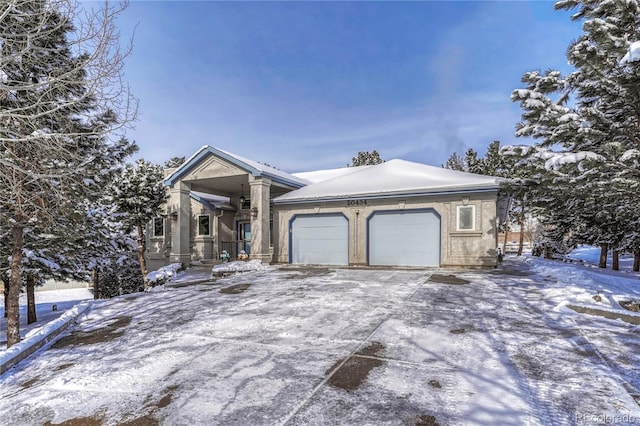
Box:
[457,205,475,231]
[153,217,164,237]
[198,215,210,236]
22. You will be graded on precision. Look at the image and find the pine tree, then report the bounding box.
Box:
[349,150,384,167]
[509,0,640,266]
[464,148,484,174]
[443,152,466,171]
[164,156,186,168]
[75,201,138,299]
[108,159,167,290]
[0,1,136,347]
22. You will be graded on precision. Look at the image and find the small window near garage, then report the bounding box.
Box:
[153,217,164,237]
[198,215,210,236]
[457,205,475,231]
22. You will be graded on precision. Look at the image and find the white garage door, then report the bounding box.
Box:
[368,210,440,267]
[291,214,348,265]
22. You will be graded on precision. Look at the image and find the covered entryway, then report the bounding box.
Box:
[368,209,440,267]
[290,214,348,265]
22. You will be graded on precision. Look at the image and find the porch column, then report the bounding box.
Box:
[169,180,192,266]
[249,177,272,263]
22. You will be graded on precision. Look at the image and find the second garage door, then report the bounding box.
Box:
[368,210,440,267]
[290,214,348,265]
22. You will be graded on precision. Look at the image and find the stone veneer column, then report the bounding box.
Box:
[249,177,272,263]
[169,180,192,266]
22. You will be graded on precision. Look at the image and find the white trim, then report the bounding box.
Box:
[456,205,475,231]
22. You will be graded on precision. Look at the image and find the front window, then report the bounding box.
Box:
[198,215,210,236]
[457,205,475,231]
[153,217,164,237]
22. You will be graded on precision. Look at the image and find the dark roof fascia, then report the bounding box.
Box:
[271,187,500,205]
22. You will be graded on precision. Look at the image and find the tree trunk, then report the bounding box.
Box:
[137,221,149,290]
[93,269,100,300]
[612,248,619,271]
[3,282,8,318]
[634,250,640,272]
[598,244,608,269]
[7,225,24,348]
[26,274,37,324]
[517,214,525,256]
[502,223,510,255]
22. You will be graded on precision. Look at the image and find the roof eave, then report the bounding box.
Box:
[272,186,500,205]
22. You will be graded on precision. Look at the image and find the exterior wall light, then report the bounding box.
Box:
[170,212,178,220]
[239,184,246,205]
[251,207,258,218]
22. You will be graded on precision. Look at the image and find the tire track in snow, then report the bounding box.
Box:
[276,272,432,426]
[479,267,638,425]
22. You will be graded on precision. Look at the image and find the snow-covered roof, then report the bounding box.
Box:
[164,146,309,188]
[292,165,374,183]
[273,159,502,204]
[190,191,234,211]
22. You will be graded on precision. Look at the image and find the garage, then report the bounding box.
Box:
[290,214,349,265]
[368,209,440,267]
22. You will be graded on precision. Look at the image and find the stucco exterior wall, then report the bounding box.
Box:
[146,197,233,269]
[273,191,499,267]
[189,198,215,261]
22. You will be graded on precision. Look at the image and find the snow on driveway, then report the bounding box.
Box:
[1,257,639,425]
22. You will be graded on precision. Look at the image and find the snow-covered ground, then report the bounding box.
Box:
[0,250,639,425]
[0,288,93,345]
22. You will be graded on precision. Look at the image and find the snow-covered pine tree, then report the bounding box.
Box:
[349,150,385,167]
[75,201,138,299]
[511,0,640,266]
[443,152,466,171]
[0,1,137,347]
[108,159,167,291]
[464,148,484,175]
[164,156,186,168]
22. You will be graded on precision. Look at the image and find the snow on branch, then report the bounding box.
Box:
[543,151,604,171]
[620,40,640,65]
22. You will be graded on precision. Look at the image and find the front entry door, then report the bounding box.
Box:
[238,221,251,256]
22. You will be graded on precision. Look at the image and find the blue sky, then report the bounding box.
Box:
[114,1,582,172]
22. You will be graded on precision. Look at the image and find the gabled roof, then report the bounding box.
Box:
[164,145,309,188]
[273,159,502,204]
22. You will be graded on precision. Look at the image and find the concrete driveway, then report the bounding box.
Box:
[1,262,639,425]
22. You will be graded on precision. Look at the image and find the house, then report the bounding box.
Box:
[146,145,506,271]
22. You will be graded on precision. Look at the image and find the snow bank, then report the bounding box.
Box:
[212,260,274,275]
[146,263,184,285]
[1,301,92,374]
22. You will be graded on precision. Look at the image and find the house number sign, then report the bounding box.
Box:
[347,199,368,206]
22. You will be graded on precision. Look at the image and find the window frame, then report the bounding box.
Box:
[456,205,476,231]
[152,217,164,237]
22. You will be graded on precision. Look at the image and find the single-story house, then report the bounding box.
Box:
[146,145,507,271]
